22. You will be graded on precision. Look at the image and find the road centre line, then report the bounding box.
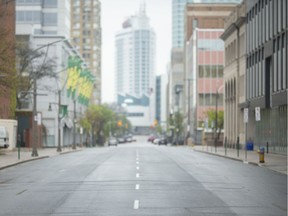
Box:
[136,173,140,178]
[136,161,139,165]
[136,166,139,170]
[133,200,139,209]
[135,184,140,190]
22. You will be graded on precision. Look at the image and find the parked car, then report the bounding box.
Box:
[108,137,118,146]
[147,135,156,142]
[158,137,168,145]
[125,137,133,142]
[153,137,161,144]
[117,137,126,144]
[0,126,9,148]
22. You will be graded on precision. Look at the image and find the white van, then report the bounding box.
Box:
[0,126,9,148]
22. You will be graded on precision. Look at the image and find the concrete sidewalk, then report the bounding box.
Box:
[0,147,83,170]
[192,145,287,175]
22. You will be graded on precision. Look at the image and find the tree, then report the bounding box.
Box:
[85,104,114,146]
[205,109,224,141]
[168,111,184,144]
[15,38,57,109]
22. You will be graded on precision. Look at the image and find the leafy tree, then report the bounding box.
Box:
[168,111,184,144]
[205,109,224,141]
[85,104,114,146]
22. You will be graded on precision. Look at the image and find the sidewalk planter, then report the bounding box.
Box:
[246,142,254,151]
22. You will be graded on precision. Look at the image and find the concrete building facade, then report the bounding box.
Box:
[220,1,246,148]
[245,0,287,154]
[184,3,238,143]
[71,0,101,105]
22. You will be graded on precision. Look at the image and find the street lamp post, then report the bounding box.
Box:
[185,78,193,145]
[214,84,224,153]
[72,99,76,149]
[31,74,38,157]
[29,37,71,156]
[48,90,62,152]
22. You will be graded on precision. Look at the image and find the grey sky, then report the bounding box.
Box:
[101,0,171,103]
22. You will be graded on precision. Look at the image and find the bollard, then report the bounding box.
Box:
[258,147,265,163]
[266,142,269,154]
[224,136,227,156]
[236,136,240,157]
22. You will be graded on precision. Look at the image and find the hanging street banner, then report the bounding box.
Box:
[66,56,94,106]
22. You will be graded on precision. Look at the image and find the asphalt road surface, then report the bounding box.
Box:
[0,137,287,216]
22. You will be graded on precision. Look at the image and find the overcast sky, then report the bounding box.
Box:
[101,0,171,103]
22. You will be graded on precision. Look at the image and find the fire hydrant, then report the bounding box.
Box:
[258,147,265,163]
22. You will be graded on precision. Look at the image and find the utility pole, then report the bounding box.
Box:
[31,74,38,157]
[57,90,62,152]
[185,78,193,145]
[214,89,218,153]
[72,99,76,149]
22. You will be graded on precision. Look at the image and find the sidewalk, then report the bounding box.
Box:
[0,146,83,170]
[192,145,287,175]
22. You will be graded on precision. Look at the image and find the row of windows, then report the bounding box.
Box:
[16,0,57,7]
[198,65,224,78]
[247,0,287,54]
[246,33,287,99]
[16,11,57,26]
[225,34,245,66]
[198,94,224,106]
[198,39,224,51]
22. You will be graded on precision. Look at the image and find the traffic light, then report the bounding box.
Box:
[154,119,158,126]
[117,120,122,127]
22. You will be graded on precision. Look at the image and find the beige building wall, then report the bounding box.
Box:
[221,1,246,147]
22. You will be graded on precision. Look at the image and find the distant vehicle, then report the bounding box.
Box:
[147,135,156,142]
[172,138,184,145]
[108,137,118,146]
[153,137,161,144]
[125,136,133,143]
[117,137,126,143]
[0,126,9,148]
[158,137,168,145]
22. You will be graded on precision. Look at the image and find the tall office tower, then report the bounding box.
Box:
[115,4,156,134]
[16,0,70,38]
[71,0,102,105]
[172,0,242,48]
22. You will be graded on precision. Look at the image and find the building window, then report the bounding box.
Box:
[16,11,41,23]
[43,0,57,8]
[43,13,58,26]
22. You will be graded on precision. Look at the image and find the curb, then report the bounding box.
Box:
[0,156,49,171]
[193,148,287,175]
[0,149,82,170]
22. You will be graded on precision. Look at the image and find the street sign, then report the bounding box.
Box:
[37,113,42,125]
[244,108,249,123]
[255,107,261,121]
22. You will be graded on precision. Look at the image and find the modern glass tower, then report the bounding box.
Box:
[115,4,156,133]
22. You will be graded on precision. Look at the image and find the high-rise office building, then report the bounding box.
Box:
[71,0,101,105]
[16,0,70,38]
[172,0,242,48]
[115,4,156,134]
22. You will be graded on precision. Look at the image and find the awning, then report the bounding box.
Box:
[60,117,73,129]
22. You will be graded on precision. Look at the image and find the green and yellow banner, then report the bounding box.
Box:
[66,56,94,106]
